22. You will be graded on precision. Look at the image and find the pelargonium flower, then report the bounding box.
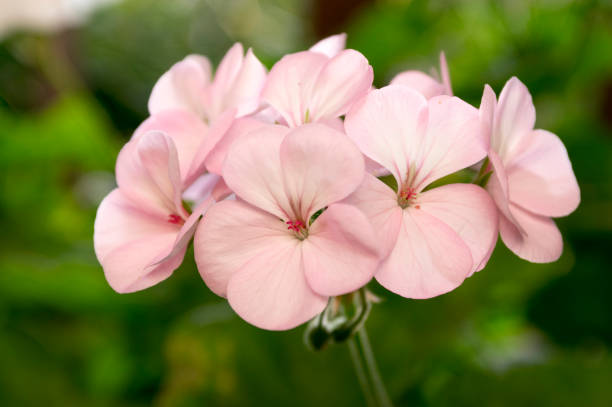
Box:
[390,52,452,99]
[344,85,498,299]
[194,124,381,330]
[147,43,268,177]
[261,48,373,128]
[480,77,580,262]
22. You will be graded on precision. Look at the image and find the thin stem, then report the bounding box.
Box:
[348,338,376,407]
[349,324,393,407]
[357,326,393,407]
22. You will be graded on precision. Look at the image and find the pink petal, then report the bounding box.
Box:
[222,124,291,219]
[375,208,473,299]
[194,200,291,297]
[116,132,185,219]
[184,107,237,186]
[343,173,403,257]
[94,189,185,293]
[390,71,446,99]
[216,48,267,118]
[413,95,487,189]
[418,184,498,274]
[205,43,245,118]
[479,84,496,150]
[500,204,563,263]
[227,239,327,330]
[302,204,380,296]
[487,149,524,233]
[506,129,580,217]
[307,49,373,122]
[204,117,269,175]
[262,51,328,127]
[279,123,365,220]
[182,172,221,206]
[309,33,347,58]
[439,51,453,96]
[133,110,208,185]
[492,77,536,159]
[148,54,211,117]
[344,85,429,186]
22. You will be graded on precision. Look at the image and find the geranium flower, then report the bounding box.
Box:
[261,49,373,128]
[194,124,381,330]
[344,85,498,299]
[480,78,580,262]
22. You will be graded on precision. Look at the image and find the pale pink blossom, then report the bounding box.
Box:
[94,118,228,292]
[194,124,381,330]
[480,77,580,262]
[261,49,373,127]
[344,85,498,299]
[390,52,452,99]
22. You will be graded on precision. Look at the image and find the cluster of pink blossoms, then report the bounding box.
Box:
[94,34,580,330]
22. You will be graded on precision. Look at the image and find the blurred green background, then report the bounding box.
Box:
[0,0,611,405]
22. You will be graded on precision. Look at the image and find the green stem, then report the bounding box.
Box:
[349,324,393,407]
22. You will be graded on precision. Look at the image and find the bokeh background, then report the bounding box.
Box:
[1,0,611,405]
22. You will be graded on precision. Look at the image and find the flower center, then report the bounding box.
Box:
[397,187,418,209]
[168,214,184,225]
[286,220,308,240]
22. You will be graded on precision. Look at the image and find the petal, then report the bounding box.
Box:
[307,49,373,122]
[204,117,269,175]
[205,43,245,119]
[302,204,380,296]
[479,84,497,150]
[94,189,185,293]
[116,132,184,218]
[375,208,473,299]
[148,54,211,117]
[390,71,445,99]
[194,199,291,297]
[418,184,498,274]
[218,48,267,118]
[492,77,536,159]
[506,129,580,217]
[182,172,221,206]
[184,107,237,186]
[280,123,365,220]
[309,33,347,58]
[224,234,327,331]
[413,95,487,189]
[222,124,291,218]
[488,149,525,233]
[262,51,328,127]
[439,51,453,96]
[500,204,563,263]
[133,110,208,184]
[344,85,429,185]
[343,173,403,257]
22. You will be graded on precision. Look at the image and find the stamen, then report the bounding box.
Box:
[398,187,418,208]
[286,220,308,240]
[168,214,184,225]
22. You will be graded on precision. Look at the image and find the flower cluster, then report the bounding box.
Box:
[94,34,580,330]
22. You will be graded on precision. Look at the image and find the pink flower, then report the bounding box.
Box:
[261,49,373,128]
[390,52,452,99]
[480,77,580,262]
[344,85,498,299]
[94,124,227,293]
[147,43,268,176]
[194,124,381,330]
